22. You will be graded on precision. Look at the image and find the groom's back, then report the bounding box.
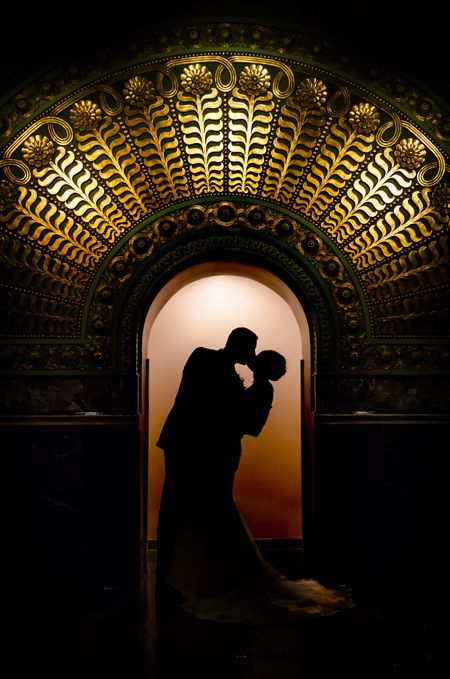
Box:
[156,346,244,451]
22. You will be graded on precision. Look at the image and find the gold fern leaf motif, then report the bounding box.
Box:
[363,237,449,299]
[294,120,373,219]
[0,180,17,212]
[262,96,325,203]
[1,186,107,269]
[372,289,449,335]
[176,80,224,195]
[0,233,89,301]
[125,96,190,203]
[8,292,79,335]
[75,115,158,218]
[346,189,442,269]
[228,81,274,194]
[324,149,414,243]
[32,147,129,243]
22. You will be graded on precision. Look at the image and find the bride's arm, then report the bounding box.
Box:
[241,380,274,437]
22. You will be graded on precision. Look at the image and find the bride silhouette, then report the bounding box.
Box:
[155,328,353,624]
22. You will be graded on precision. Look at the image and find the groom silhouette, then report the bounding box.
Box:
[155,327,258,600]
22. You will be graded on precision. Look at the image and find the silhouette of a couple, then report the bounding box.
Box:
[155,327,352,624]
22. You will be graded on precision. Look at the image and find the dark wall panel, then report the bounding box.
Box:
[9,420,141,608]
[312,418,446,611]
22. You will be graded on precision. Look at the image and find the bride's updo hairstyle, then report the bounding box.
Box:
[253,350,287,381]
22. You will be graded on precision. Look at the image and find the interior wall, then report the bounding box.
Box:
[144,261,309,540]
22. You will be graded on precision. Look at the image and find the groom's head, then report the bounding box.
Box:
[225,327,258,365]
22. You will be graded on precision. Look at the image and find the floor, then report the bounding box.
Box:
[26,552,439,679]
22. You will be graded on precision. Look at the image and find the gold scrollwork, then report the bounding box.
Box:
[165,56,238,93]
[155,66,180,98]
[53,85,122,118]
[97,85,124,117]
[326,86,351,118]
[215,62,237,92]
[417,161,446,187]
[272,69,295,99]
[375,114,403,148]
[0,158,31,185]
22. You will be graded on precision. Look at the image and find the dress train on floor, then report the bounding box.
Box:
[165,492,353,625]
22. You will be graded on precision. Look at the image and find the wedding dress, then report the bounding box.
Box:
[164,470,353,625]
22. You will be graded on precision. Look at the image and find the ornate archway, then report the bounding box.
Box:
[2,17,448,603]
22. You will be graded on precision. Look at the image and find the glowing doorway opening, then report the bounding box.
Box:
[143,261,310,542]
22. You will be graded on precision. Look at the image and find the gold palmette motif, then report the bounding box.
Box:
[0,55,449,341]
[22,135,55,167]
[348,103,380,134]
[70,100,103,132]
[123,76,156,107]
[0,180,16,211]
[180,65,213,96]
[433,183,450,215]
[394,138,427,170]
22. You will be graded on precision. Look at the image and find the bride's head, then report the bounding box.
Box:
[251,350,286,381]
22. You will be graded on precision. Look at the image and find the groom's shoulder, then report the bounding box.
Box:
[188,346,217,362]
[190,345,214,355]
[185,347,220,375]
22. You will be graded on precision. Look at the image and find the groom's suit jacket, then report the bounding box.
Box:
[156,347,245,455]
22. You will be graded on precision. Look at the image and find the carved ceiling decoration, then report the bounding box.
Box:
[0,21,449,372]
[106,206,341,373]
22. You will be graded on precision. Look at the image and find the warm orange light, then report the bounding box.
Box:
[146,265,307,540]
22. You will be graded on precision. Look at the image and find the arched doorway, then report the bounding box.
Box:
[141,259,312,573]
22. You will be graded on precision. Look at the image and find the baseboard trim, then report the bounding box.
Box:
[256,538,303,551]
[147,538,302,551]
